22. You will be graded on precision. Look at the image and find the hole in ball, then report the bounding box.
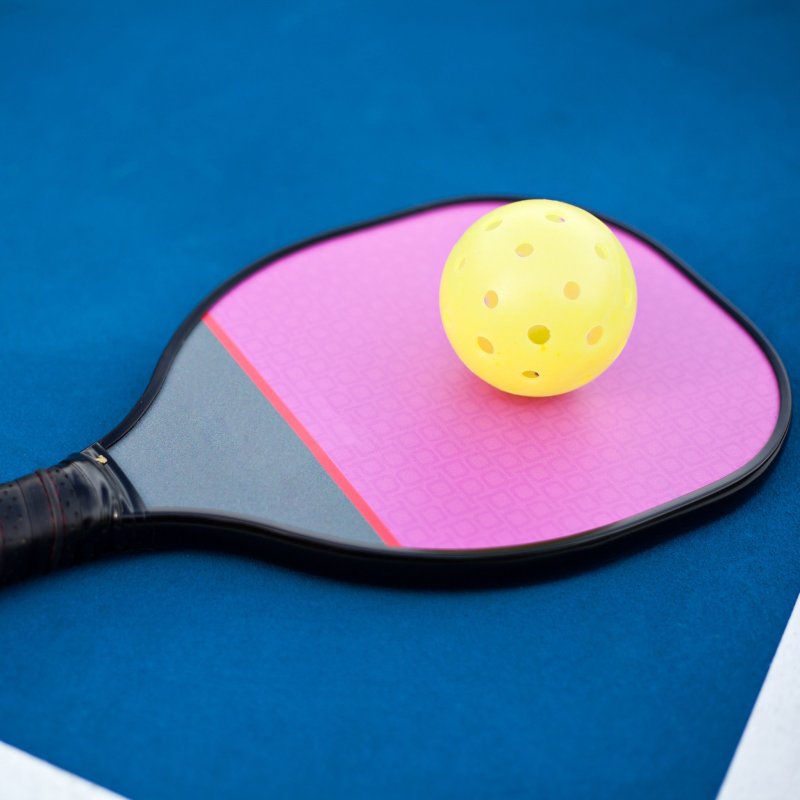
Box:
[515,243,534,257]
[477,336,494,353]
[484,290,498,308]
[528,325,550,345]
[595,243,608,259]
[586,325,604,345]
[563,281,580,300]
[485,218,502,231]
[546,213,565,223]
[522,370,540,379]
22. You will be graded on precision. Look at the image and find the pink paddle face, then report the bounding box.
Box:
[110,200,786,557]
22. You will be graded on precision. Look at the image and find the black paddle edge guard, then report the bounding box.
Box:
[0,446,145,585]
[118,453,788,590]
[0,196,792,584]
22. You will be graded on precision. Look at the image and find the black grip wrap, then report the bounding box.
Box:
[0,445,144,584]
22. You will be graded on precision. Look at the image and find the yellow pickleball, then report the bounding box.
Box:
[439,199,637,397]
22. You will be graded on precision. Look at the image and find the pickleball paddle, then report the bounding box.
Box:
[0,197,791,585]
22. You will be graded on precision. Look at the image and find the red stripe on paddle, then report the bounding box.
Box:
[203,313,400,548]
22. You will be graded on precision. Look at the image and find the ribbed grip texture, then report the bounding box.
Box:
[0,445,143,584]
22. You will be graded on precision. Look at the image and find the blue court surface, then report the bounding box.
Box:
[1,1,798,798]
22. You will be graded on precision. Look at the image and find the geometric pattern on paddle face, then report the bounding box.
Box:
[206,201,780,550]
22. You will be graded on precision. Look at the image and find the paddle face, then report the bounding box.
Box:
[104,198,789,561]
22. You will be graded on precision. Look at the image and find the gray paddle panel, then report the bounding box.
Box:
[110,323,384,547]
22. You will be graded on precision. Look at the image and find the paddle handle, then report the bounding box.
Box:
[0,446,143,584]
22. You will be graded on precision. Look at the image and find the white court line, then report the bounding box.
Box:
[718,594,800,800]
[0,741,124,800]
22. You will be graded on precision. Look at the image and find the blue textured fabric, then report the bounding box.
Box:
[0,2,797,798]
